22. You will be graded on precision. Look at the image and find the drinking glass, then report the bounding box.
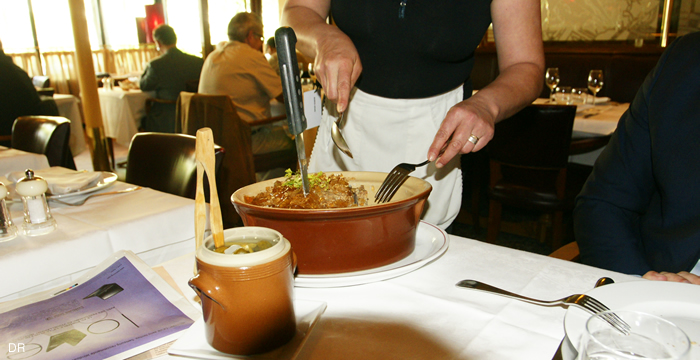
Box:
[578,310,690,360]
[571,87,587,105]
[554,86,572,105]
[587,70,604,104]
[545,67,560,102]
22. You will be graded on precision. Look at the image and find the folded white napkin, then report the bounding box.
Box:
[8,167,102,195]
[586,95,611,104]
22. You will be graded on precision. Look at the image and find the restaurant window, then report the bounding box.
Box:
[100,0,152,50]
[261,0,280,41]
[0,1,34,53]
[163,0,202,56]
[207,0,250,45]
[32,0,101,51]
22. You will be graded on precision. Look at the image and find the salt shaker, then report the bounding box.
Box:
[15,169,57,236]
[102,76,112,90]
[0,182,18,242]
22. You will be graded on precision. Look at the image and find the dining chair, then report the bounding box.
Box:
[176,92,297,227]
[548,241,580,262]
[569,135,612,155]
[485,104,578,250]
[143,97,178,132]
[11,116,76,170]
[125,132,224,199]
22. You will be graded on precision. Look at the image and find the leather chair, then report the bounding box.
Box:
[486,104,577,250]
[125,132,224,199]
[12,116,76,170]
[176,92,297,227]
[548,241,580,262]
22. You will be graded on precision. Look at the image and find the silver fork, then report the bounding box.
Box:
[49,187,142,206]
[375,142,449,204]
[456,280,631,335]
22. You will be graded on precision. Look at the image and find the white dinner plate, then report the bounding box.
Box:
[562,281,700,360]
[168,300,326,360]
[293,221,449,288]
[46,171,118,199]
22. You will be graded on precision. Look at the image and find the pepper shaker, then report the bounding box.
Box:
[15,169,57,236]
[0,182,18,242]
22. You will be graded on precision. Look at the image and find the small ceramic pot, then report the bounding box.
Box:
[189,227,296,355]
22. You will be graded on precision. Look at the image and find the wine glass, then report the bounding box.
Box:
[587,70,604,105]
[578,310,690,360]
[545,68,560,102]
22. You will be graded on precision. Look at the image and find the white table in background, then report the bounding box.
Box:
[155,230,638,360]
[98,88,154,147]
[0,180,195,301]
[53,94,87,155]
[572,102,629,136]
[570,102,629,165]
[0,147,50,177]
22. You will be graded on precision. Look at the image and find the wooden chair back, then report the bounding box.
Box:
[176,92,297,227]
[486,104,577,249]
[488,104,577,170]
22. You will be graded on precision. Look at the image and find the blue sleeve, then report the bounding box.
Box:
[573,40,678,275]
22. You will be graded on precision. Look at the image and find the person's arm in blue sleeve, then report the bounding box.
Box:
[573,44,673,276]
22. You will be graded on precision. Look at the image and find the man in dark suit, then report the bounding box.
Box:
[140,25,203,133]
[574,31,700,285]
[0,39,43,147]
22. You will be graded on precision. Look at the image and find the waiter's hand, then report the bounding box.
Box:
[313,28,362,114]
[428,97,496,168]
[643,270,700,285]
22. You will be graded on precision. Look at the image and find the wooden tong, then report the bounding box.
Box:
[195,128,225,257]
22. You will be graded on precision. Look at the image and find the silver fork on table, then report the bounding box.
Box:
[49,187,142,206]
[374,141,449,204]
[456,280,631,335]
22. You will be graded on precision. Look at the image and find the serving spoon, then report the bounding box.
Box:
[331,111,353,158]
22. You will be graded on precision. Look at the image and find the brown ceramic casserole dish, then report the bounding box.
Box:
[231,171,432,274]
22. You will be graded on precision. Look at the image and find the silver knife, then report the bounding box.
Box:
[275,27,310,195]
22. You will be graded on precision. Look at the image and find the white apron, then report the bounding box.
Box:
[309,86,463,229]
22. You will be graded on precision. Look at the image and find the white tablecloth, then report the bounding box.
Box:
[0,147,50,178]
[53,94,87,155]
[155,233,638,360]
[0,180,195,301]
[572,102,629,136]
[98,88,154,146]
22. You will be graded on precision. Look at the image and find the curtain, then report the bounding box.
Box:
[8,46,159,96]
[113,46,159,74]
[8,53,42,77]
[42,51,79,95]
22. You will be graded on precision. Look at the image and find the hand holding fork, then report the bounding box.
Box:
[374,141,450,203]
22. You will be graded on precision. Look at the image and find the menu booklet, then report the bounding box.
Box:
[0,250,199,360]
